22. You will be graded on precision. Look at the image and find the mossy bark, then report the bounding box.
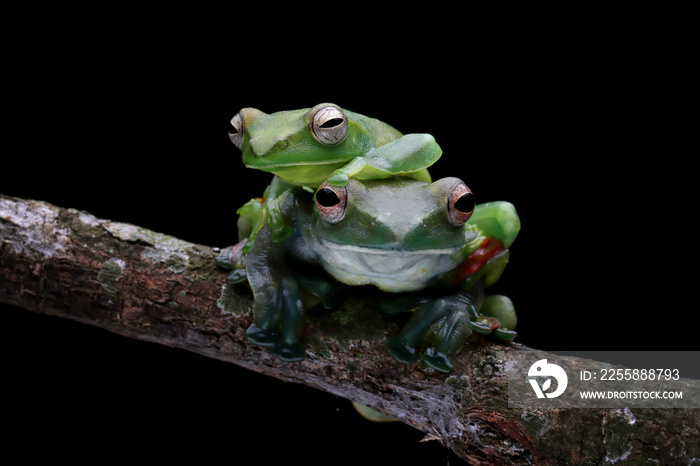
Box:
[1,194,698,465]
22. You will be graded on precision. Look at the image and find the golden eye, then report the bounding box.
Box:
[312,105,348,145]
[448,182,475,226]
[315,182,347,223]
[228,112,244,148]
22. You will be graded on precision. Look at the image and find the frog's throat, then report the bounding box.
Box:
[316,239,461,293]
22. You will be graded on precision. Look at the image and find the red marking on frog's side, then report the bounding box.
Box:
[455,237,506,284]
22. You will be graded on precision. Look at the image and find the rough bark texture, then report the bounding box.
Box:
[1,194,698,465]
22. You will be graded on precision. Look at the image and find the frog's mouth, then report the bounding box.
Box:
[317,239,461,292]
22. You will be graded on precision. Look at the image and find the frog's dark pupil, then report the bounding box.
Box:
[228,122,238,134]
[320,118,344,129]
[317,188,340,207]
[455,193,475,213]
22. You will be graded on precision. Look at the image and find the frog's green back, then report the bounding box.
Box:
[343,108,403,148]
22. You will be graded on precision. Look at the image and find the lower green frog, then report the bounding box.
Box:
[219,176,520,372]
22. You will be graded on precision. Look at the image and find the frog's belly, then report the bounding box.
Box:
[316,241,460,293]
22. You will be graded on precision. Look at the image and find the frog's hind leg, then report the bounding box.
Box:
[384,295,461,365]
[423,309,473,373]
[419,291,483,372]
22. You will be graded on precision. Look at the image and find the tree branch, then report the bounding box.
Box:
[1,194,698,465]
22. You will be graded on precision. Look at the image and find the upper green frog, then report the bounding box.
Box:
[229,103,441,187]
[219,176,520,372]
[228,103,443,247]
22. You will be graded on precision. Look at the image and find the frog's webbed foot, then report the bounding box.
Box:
[384,292,517,372]
[244,225,349,363]
[247,273,345,362]
[245,271,306,362]
[384,292,476,371]
[243,226,307,362]
[423,308,474,372]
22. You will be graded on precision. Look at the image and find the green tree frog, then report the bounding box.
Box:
[219,176,520,372]
[228,103,442,248]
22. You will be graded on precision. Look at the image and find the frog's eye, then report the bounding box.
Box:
[315,182,347,223]
[228,112,244,148]
[312,106,348,145]
[448,182,475,226]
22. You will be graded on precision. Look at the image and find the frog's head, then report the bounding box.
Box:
[310,177,478,292]
[228,103,401,187]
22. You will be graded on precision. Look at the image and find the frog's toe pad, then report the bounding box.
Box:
[226,269,248,285]
[423,348,454,373]
[384,337,418,364]
[272,342,305,362]
[467,320,494,335]
[494,328,518,341]
[215,247,234,270]
[246,324,277,347]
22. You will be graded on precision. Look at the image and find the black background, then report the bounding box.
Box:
[1,14,696,465]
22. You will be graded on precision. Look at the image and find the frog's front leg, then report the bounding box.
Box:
[244,225,306,362]
[266,192,295,242]
[236,177,295,248]
[326,134,440,186]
